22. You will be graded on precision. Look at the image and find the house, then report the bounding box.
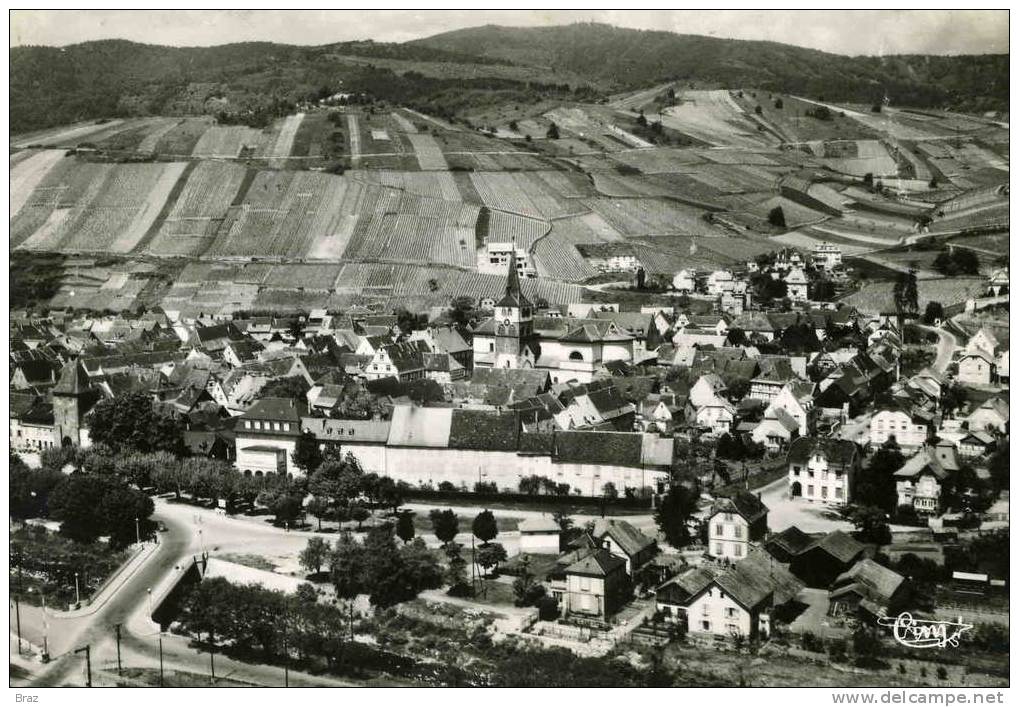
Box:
[694,394,736,437]
[894,446,959,515]
[751,408,800,451]
[518,518,562,554]
[812,242,843,271]
[560,548,630,620]
[689,373,727,408]
[763,526,816,564]
[707,491,769,561]
[672,269,696,293]
[592,519,657,574]
[967,397,1009,434]
[785,268,809,302]
[966,328,1000,357]
[706,270,737,296]
[655,560,774,640]
[234,397,305,475]
[958,431,996,458]
[764,381,816,436]
[749,358,799,402]
[829,559,907,620]
[365,340,430,382]
[868,406,933,451]
[957,350,995,386]
[789,530,866,588]
[786,437,861,506]
[996,350,1009,384]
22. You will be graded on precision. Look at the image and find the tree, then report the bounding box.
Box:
[395,510,416,544]
[10,460,65,520]
[430,509,459,546]
[258,376,310,402]
[471,509,498,545]
[754,105,763,115]
[893,268,920,330]
[299,537,330,577]
[295,583,318,605]
[940,382,967,417]
[49,473,154,547]
[87,392,185,456]
[856,442,903,512]
[349,504,370,530]
[259,491,305,527]
[329,532,363,639]
[476,542,507,577]
[444,542,471,596]
[774,98,784,109]
[552,509,573,531]
[922,301,945,325]
[602,482,619,499]
[546,122,560,140]
[288,430,322,475]
[99,484,155,549]
[988,443,1009,494]
[512,554,547,607]
[305,496,330,531]
[655,485,700,548]
[848,505,891,545]
[308,454,364,510]
[636,110,648,127]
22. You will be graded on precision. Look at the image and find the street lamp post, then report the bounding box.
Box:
[39,590,49,661]
[135,517,141,545]
[74,572,81,606]
[147,588,154,619]
[158,632,164,687]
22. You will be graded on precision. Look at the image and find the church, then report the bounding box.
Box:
[472,253,636,384]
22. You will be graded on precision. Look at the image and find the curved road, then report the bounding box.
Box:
[917,322,958,373]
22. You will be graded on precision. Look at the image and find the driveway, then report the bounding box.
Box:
[757,476,853,535]
[916,323,959,373]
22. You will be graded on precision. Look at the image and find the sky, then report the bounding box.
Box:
[9,10,1009,56]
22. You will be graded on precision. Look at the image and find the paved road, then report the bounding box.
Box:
[917,323,959,373]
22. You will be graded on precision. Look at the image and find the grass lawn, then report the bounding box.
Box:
[117,668,255,687]
[461,578,518,607]
[215,553,278,572]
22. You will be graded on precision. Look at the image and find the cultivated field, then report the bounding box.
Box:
[268,113,305,167]
[406,133,450,170]
[10,150,66,219]
[191,125,269,158]
[660,90,775,148]
[12,119,127,148]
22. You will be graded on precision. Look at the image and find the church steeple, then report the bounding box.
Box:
[497,248,531,308]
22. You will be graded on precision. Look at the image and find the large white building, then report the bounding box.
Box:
[786,437,860,507]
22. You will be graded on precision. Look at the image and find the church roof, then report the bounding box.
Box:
[495,250,531,308]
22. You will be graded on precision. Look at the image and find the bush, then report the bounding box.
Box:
[800,632,823,653]
[536,596,560,621]
[936,666,948,680]
[827,638,847,662]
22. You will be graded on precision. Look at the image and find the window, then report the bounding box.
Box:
[724,513,733,522]
[821,487,828,499]
[725,607,737,618]
[701,621,711,631]
[580,577,591,592]
[733,545,742,558]
[835,487,843,499]
[702,603,710,615]
[807,485,814,497]
[714,544,723,556]
[714,524,723,537]
[734,525,742,539]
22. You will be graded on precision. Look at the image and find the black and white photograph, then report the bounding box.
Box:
[7,9,1010,693]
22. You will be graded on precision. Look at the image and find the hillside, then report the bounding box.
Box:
[10,38,568,134]
[410,23,1009,113]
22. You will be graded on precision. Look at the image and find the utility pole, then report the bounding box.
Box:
[12,598,22,655]
[282,603,289,687]
[114,624,122,676]
[158,632,165,687]
[208,630,216,684]
[74,645,92,687]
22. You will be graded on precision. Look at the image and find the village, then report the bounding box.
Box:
[10,243,1010,686]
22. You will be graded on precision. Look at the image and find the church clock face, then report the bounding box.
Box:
[504,318,511,326]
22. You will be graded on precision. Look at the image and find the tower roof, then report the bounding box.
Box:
[496,249,531,309]
[53,360,92,395]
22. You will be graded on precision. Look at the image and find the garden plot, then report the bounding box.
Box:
[192,126,269,158]
[347,114,362,165]
[841,277,987,314]
[532,236,597,281]
[343,193,479,268]
[821,140,899,177]
[268,113,305,167]
[740,195,829,229]
[262,264,343,291]
[407,133,449,170]
[660,90,774,149]
[485,211,550,251]
[792,98,940,141]
[350,170,461,202]
[470,172,543,218]
[609,148,705,174]
[12,119,126,148]
[582,197,725,237]
[10,150,66,219]
[137,118,183,153]
[548,213,625,245]
[18,162,188,253]
[208,171,354,259]
[146,161,250,256]
[152,117,214,156]
[390,112,419,133]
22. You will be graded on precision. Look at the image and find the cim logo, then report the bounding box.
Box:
[877,612,974,649]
